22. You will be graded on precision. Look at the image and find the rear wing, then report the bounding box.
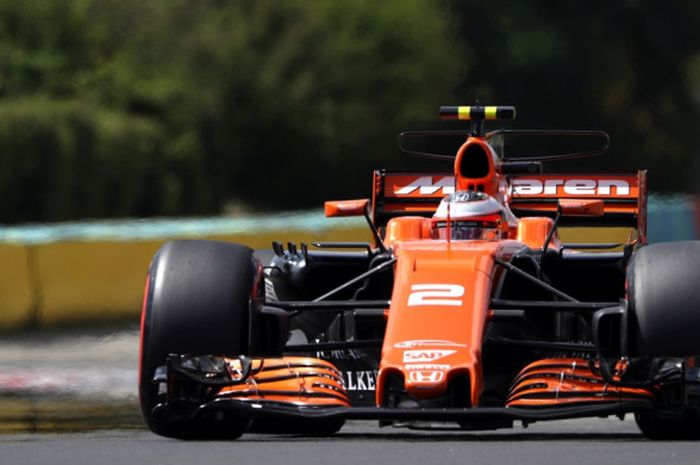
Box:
[372,170,647,242]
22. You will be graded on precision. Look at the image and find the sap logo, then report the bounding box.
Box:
[408,370,445,383]
[512,179,630,196]
[395,176,455,195]
[403,350,456,363]
[342,370,377,391]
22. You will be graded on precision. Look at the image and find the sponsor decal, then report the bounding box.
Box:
[512,178,630,196]
[336,201,366,211]
[394,340,467,349]
[341,370,377,391]
[403,364,451,371]
[264,278,278,300]
[407,284,465,307]
[394,176,455,196]
[403,349,456,363]
[408,370,445,383]
[316,349,364,360]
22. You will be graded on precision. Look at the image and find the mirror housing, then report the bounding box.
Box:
[559,198,604,217]
[325,199,370,217]
[542,198,605,253]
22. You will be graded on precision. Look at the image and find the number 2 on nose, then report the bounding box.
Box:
[407,284,465,307]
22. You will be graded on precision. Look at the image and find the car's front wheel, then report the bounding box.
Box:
[627,241,700,439]
[139,240,259,439]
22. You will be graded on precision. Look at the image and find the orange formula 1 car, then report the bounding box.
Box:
[139,106,700,439]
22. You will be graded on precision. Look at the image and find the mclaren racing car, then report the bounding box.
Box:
[139,105,700,439]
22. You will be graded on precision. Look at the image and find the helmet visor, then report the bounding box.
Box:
[431,220,500,240]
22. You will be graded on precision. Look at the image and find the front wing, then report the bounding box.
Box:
[151,354,664,430]
[156,399,654,426]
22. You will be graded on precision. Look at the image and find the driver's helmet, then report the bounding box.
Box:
[430,191,509,240]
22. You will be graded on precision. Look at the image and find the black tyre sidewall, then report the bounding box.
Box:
[628,241,700,357]
[139,240,258,435]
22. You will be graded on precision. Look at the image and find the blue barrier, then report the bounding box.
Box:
[647,195,699,242]
[0,197,696,245]
[0,211,366,245]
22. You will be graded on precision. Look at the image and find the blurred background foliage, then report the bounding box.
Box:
[0,0,699,223]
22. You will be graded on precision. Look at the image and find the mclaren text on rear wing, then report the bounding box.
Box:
[372,170,647,240]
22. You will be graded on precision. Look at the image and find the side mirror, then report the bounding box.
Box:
[559,198,604,217]
[324,198,387,252]
[324,199,370,217]
[542,198,605,253]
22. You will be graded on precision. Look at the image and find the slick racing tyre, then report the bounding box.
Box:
[627,241,700,357]
[628,241,700,439]
[139,240,259,439]
[635,411,700,440]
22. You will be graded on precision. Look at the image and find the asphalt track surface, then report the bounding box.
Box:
[3,327,700,464]
[4,419,700,465]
